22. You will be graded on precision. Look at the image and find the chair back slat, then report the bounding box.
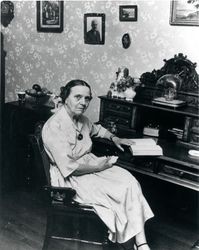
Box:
[29,121,51,186]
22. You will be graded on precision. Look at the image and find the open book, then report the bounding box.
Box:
[128,138,163,156]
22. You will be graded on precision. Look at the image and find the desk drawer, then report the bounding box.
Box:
[159,164,199,183]
[105,102,132,115]
[104,116,130,127]
[189,133,199,145]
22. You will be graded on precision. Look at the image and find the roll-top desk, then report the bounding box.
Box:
[93,95,199,191]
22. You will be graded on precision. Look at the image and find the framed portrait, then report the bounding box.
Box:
[119,5,138,22]
[37,1,64,32]
[84,13,105,45]
[170,0,199,26]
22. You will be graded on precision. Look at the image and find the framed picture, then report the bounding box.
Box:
[37,1,64,32]
[170,0,199,26]
[84,13,105,45]
[119,5,138,22]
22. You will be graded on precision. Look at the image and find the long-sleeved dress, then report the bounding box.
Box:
[42,106,154,243]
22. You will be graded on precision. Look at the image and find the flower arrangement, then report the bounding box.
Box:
[108,66,140,100]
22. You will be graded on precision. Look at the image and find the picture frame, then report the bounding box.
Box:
[37,1,64,33]
[119,5,138,22]
[84,13,105,45]
[170,0,199,26]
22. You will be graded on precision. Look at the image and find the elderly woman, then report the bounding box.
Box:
[42,79,154,250]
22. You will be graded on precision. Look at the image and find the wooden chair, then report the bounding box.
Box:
[29,122,109,250]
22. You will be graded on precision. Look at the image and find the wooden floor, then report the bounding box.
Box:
[0,188,198,250]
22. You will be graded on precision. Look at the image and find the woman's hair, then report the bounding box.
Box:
[60,79,92,103]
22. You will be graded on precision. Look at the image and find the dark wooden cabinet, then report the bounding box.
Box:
[3,101,52,191]
[96,95,199,191]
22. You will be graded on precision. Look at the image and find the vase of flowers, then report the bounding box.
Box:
[124,87,136,100]
[108,66,140,100]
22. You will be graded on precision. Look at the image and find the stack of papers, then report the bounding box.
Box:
[129,138,163,156]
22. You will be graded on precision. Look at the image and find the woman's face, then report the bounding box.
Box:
[65,85,91,117]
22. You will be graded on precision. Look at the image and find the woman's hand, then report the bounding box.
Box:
[97,156,113,171]
[111,137,133,151]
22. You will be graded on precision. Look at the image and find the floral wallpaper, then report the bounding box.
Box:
[1,0,199,122]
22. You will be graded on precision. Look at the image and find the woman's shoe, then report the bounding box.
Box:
[136,243,150,249]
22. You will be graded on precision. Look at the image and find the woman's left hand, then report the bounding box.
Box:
[112,137,133,151]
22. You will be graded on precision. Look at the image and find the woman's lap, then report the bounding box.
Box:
[67,166,141,205]
[66,165,154,243]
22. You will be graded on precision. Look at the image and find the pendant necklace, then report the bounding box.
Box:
[77,133,83,140]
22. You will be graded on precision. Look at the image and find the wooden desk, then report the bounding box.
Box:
[97,95,199,191]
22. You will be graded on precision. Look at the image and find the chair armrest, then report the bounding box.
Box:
[44,186,96,210]
[44,185,76,204]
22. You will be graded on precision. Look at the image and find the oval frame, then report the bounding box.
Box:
[122,33,131,49]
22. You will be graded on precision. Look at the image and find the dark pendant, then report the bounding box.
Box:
[77,133,83,140]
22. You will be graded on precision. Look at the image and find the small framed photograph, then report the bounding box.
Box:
[170,0,199,26]
[37,1,64,33]
[119,5,138,22]
[84,13,105,45]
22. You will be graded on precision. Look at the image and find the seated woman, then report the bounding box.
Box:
[42,79,154,250]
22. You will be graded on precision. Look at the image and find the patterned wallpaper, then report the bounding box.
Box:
[1,0,199,122]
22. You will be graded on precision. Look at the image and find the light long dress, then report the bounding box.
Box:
[42,106,154,243]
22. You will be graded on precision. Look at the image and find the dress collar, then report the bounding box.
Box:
[61,105,83,132]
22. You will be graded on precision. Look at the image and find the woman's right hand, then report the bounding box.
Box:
[97,156,113,171]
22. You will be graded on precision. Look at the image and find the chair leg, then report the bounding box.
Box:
[42,214,53,250]
[102,231,110,250]
[42,236,50,250]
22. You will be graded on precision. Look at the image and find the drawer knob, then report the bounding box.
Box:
[146,161,153,167]
[179,171,184,178]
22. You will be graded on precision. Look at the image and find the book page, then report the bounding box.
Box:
[128,138,157,145]
[130,144,161,150]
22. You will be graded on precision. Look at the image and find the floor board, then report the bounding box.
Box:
[0,189,198,250]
